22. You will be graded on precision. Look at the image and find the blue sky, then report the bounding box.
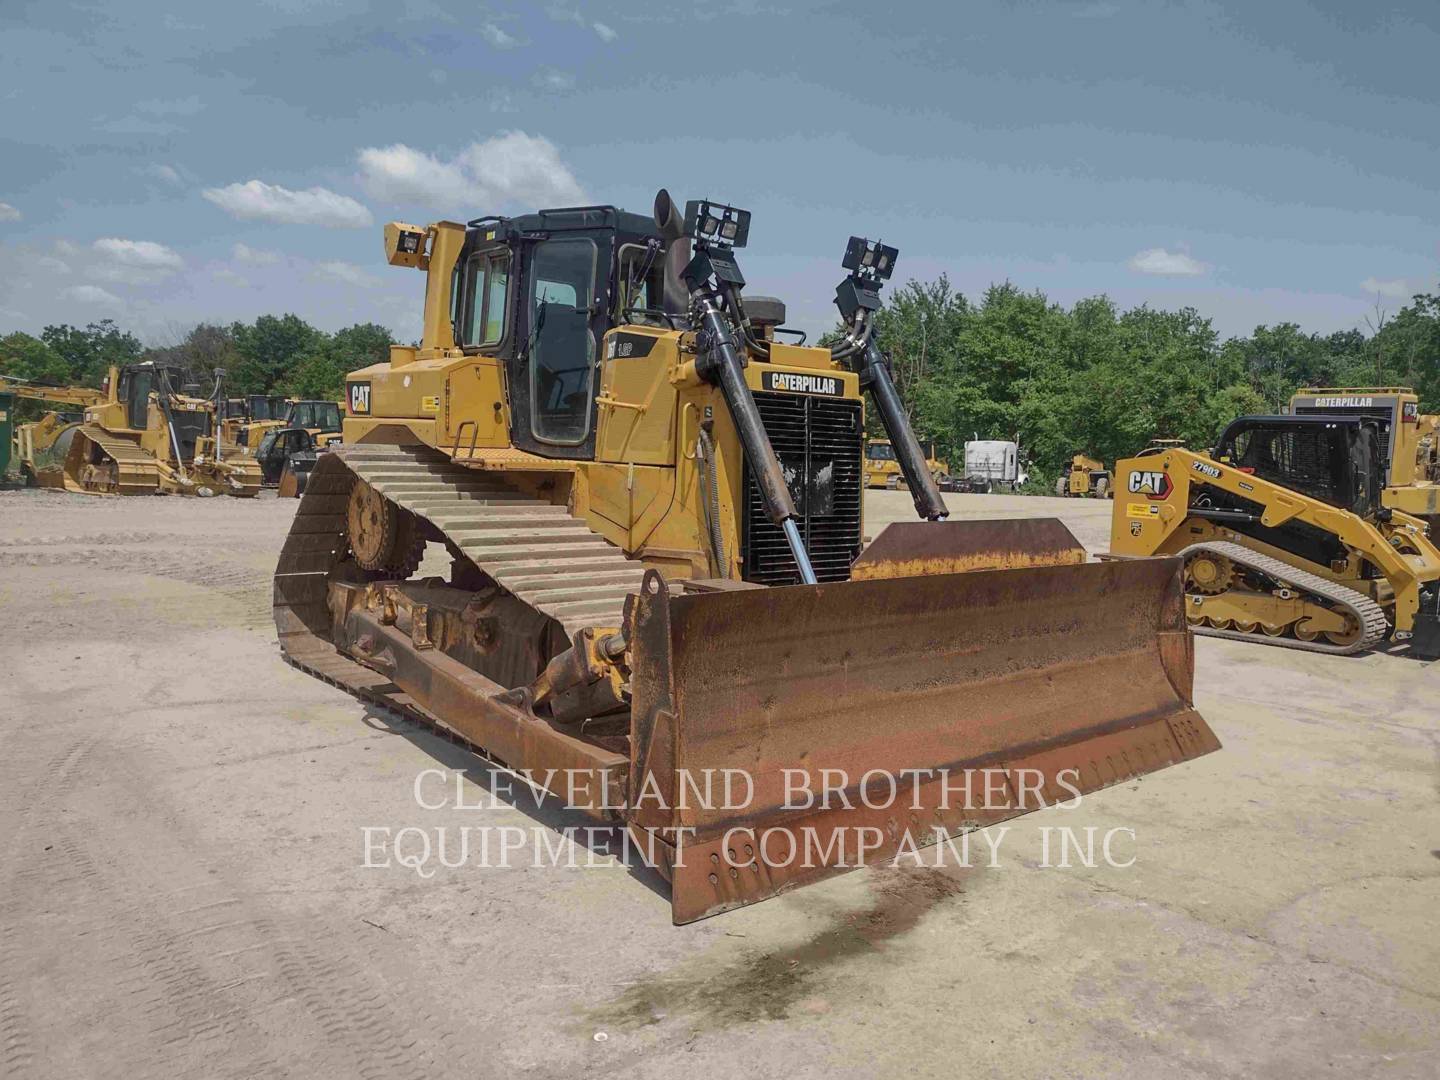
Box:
[1,0,1437,345]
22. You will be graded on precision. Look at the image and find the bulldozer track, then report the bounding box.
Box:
[274,443,647,739]
[1180,540,1389,656]
[71,424,158,495]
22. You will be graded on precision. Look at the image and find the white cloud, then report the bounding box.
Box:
[233,242,281,265]
[62,285,122,307]
[480,22,518,48]
[213,267,250,288]
[146,163,183,185]
[1360,277,1413,299]
[0,202,20,222]
[37,256,71,275]
[202,180,374,228]
[592,21,617,42]
[55,239,79,256]
[93,238,184,271]
[1127,247,1209,276]
[313,260,379,287]
[357,131,585,211]
[532,68,575,92]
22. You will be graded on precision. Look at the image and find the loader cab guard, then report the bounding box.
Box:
[1214,415,1384,517]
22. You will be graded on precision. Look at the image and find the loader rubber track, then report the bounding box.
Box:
[69,424,159,495]
[1180,540,1389,656]
[273,443,647,733]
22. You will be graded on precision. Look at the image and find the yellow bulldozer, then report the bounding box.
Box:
[864,437,952,490]
[1288,388,1440,534]
[274,192,1218,922]
[1110,413,1440,658]
[64,362,262,496]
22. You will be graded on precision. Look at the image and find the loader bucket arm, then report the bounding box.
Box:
[627,524,1217,923]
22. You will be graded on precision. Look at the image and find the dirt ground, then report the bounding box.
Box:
[1,486,1437,1080]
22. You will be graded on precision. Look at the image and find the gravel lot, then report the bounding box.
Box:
[1,486,1436,1079]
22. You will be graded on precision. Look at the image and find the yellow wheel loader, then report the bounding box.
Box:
[274,192,1218,922]
[1110,414,1440,658]
[1056,454,1112,498]
[64,362,262,497]
[1288,388,1440,534]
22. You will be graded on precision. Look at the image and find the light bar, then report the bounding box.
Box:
[684,199,751,249]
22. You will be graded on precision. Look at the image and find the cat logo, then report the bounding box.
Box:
[348,381,371,416]
[1127,469,1171,499]
[1130,519,1143,537]
[1403,401,1420,423]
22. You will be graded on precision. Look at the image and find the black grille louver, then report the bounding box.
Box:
[742,390,863,585]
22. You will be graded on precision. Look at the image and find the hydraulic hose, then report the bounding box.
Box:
[858,338,948,520]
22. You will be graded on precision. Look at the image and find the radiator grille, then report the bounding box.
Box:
[742,390,863,585]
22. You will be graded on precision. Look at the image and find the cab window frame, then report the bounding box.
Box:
[459,247,512,350]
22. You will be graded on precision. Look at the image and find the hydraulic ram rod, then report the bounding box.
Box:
[694,294,818,585]
[859,338,949,521]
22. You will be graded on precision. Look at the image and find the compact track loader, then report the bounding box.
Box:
[64,362,262,496]
[1110,415,1440,658]
[274,192,1217,921]
[1288,388,1440,534]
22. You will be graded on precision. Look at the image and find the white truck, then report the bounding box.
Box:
[962,439,1027,493]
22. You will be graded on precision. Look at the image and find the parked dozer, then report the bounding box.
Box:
[1288,388,1440,534]
[1109,414,1440,658]
[864,437,952,490]
[64,362,262,496]
[274,193,1217,922]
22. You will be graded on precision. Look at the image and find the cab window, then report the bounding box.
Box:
[529,237,596,445]
[615,242,663,323]
[461,250,511,347]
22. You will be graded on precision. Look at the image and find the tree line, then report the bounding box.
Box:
[0,316,392,403]
[844,278,1440,485]
[3,281,1438,485]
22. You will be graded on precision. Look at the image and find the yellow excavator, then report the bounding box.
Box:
[1110,413,1440,658]
[64,362,262,496]
[274,192,1218,922]
[1288,388,1440,533]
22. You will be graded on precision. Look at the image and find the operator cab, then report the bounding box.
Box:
[448,206,670,460]
[1215,415,1384,517]
[286,400,342,432]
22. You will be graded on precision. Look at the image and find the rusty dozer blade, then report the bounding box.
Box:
[627,521,1218,923]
